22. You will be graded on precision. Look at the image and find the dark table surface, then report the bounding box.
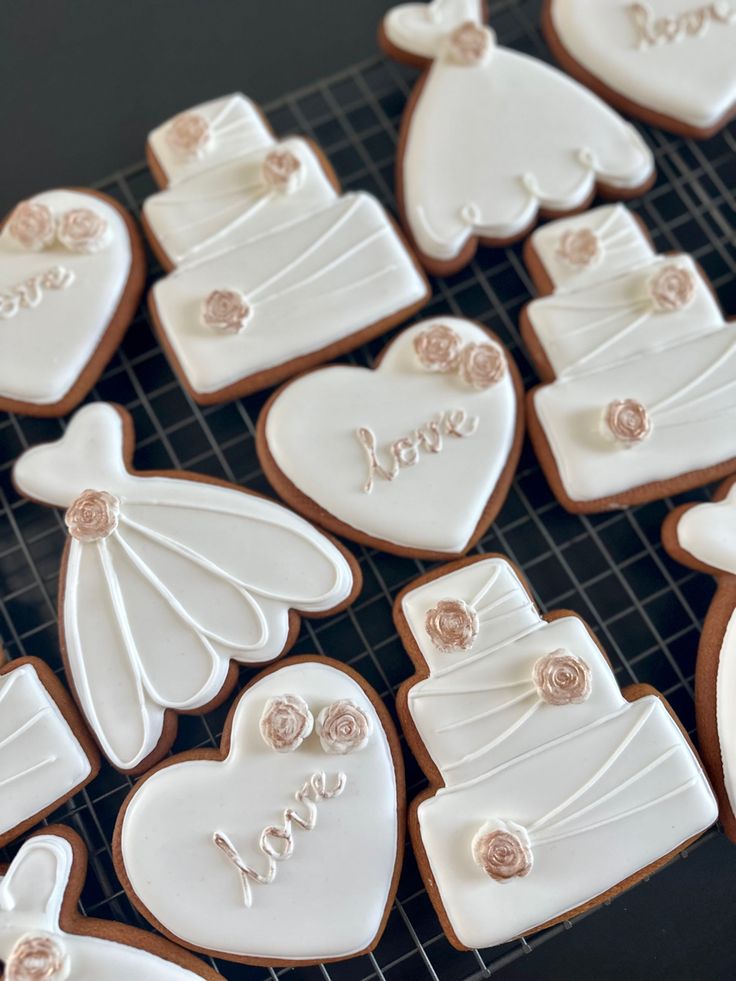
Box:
[1,3,735,981]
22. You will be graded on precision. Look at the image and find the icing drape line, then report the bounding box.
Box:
[0,755,57,790]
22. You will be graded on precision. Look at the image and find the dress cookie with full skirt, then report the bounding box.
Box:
[12,402,359,774]
[393,554,717,949]
[379,0,655,274]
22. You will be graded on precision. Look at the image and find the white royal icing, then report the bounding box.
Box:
[0,835,207,979]
[147,93,274,187]
[0,190,132,407]
[119,661,399,962]
[549,0,736,131]
[383,0,654,262]
[398,556,716,948]
[152,192,427,396]
[264,318,518,554]
[0,663,91,842]
[12,404,355,772]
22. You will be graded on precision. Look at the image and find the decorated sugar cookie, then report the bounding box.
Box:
[663,476,736,841]
[257,317,524,559]
[143,92,429,403]
[12,403,359,774]
[0,657,99,848]
[544,0,736,139]
[114,657,404,967]
[0,189,144,416]
[0,828,218,979]
[379,0,655,274]
[394,554,717,949]
[521,204,735,512]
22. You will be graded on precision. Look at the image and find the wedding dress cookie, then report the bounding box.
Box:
[114,656,404,967]
[0,828,218,979]
[544,0,736,139]
[0,189,144,416]
[257,317,524,558]
[522,204,735,512]
[144,93,429,402]
[379,0,655,274]
[393,554,717,949]
[0,657,99,848]
[12,403,359,774]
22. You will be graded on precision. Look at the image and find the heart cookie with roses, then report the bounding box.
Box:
[257,318,524,558]
[114,657,403,966]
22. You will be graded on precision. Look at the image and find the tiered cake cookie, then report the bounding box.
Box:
[0,189,144,415]
[143,93,429,402]
[12,402,360,774]
[379,0,655,274]
[394,554,717,949]
[543,0,736,139]
[522,203,735,512]
[114,657,404,967]
[663,476,736,841]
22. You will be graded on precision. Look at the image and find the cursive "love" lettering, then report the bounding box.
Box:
[357,408,479,493]
[629,1,735,49]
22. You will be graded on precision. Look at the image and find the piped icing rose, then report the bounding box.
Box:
[472,818,533,882]
[532,649,591,705]
[259,694,314,752]
[648,264,696,312]
[165,111,212,157]
[64,490,120,543]
[7,201,55,251]
[448,22,491,65]
[316,699,372,754]
[556,228,601,268]
[5,932,70,981]
[413,324,463,372]
[425,598,479,653]
[57,209,109,253]
[604,398,652,444]
[200,289,252,334]
[262,149,303,193]
[458,341,506,389]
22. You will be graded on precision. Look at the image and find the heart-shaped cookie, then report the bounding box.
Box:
[544,0,736,138]
[114,657,404,967]
[257,318,524,559]
[0,189,145,416]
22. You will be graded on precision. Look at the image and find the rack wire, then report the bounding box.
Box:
[1,1,734,978]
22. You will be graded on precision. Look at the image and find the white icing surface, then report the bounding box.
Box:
[418,696,716,948]
[529,204,654,293]
[717,608,736,817]
[0,190,132,405]
[12,404,355,771]
[0,835,205,978]
[394,7,653,260]
[143,138,338,266]
[147,94,274,187]
[120,661,398,961]
[676,484,736,576]
[152,192,427,395]
[401,558,626,784]
[0,664,91,839]
[550,0,736,130]
[383,0,482,57]
[264,318,518,554]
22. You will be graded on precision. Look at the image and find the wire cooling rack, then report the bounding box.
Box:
[1,1,735,978]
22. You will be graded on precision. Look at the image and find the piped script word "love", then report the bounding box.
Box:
[357,409,479,493]
[629,1,735,49]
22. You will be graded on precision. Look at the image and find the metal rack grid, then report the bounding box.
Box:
[0,0,734,978]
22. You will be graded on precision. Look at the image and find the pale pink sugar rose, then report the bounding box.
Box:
[425,598,479,653]
[5,932,69,981]
[648,264,696,312]
[165,111,212,158]
[472,819,533,882]
[200,289,252,334]
[262,149,303,193]
[413,324,463,372]
[259,694,314,752]
[604,398,652,445]
[7,201,55,251]
[458,341,506,389]
[316,699,372,754]
[57,208,109,253]
[556,228,601,268]
[448,22,491,65]
[532,649,591,705]
[64,489,120,543]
